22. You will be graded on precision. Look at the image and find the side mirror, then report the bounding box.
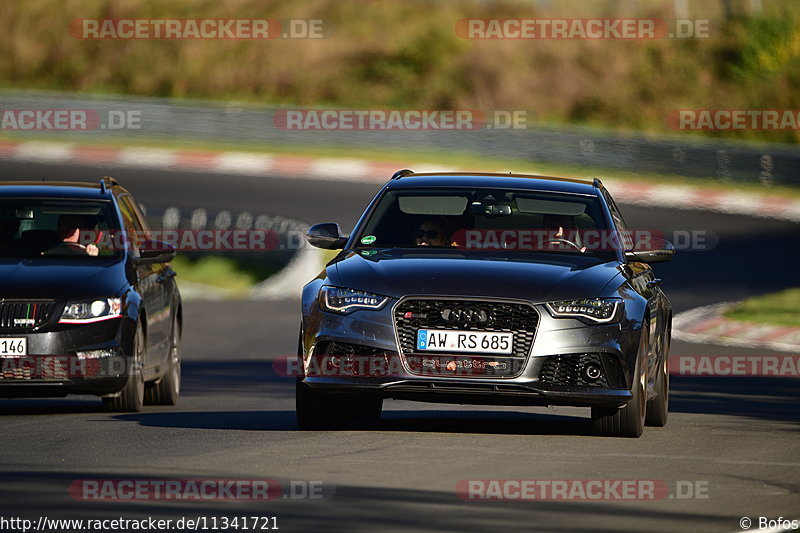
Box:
[625,239,675,263]
[307,223,348,250]
[137,240,176,263]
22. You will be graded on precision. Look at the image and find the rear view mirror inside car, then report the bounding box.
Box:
[467,202,512,216]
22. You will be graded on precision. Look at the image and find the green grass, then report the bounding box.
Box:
[724,288,800,327]
[171,254,282,297]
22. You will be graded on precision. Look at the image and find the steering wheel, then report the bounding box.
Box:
[545,238,584,252]
[65,242,87,251]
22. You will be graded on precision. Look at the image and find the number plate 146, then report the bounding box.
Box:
[0,338,27,356]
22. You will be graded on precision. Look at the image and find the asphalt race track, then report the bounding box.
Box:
[1,161,798,532]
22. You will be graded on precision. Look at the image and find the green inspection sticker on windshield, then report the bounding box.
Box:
[361,235,377,245]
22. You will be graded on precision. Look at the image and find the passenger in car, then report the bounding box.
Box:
[0,216,23,255]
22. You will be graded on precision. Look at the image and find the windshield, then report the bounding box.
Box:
[0,199,122,259]
[355,188,620,261]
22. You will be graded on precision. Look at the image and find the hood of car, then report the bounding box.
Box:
[0,259,128,301]
[331,249,622,302]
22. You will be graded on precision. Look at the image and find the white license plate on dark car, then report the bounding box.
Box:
[416,329,513,354]
[0,337,27,356]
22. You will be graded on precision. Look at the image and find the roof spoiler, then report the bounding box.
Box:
[391,169,414,180]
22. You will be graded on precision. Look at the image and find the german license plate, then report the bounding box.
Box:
[416,329,513,354]
[0,337,27,356]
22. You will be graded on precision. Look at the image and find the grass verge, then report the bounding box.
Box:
[723,288,800,327]
[171,254,283,298]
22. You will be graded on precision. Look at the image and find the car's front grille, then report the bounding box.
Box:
[539,353,626,389]
[0,301,55,331]
[394,298,538,378]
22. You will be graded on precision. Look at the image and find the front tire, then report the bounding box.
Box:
[591,323,648,438]
[103,323,145,412]
[295,379,349,430]
[145,318,181,406]
[646,328,670,427]
[348,396,383,429]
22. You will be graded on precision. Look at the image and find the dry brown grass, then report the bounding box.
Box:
[1,0,798,142]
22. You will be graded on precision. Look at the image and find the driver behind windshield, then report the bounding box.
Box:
[414,218,452,246]
[56,214,99,256]
[541,213,586,252]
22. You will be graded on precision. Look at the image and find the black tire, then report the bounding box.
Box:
[646,328,670,427]
[145,318,181,406]
[348,396,383,429]
[103,323,145,412]
[295,379,349,430]
[591,323,648,438]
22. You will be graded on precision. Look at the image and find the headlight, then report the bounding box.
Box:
[319,286,389,314]
[59,298,122,324]
[545,298,622,323]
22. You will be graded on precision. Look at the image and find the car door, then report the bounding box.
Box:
[118,194,171,368]
[602,188,666,373]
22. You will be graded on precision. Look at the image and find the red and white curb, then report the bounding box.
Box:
[3,139,800,222]
[673,303,800,353]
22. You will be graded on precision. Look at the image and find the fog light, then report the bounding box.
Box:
[76,349,118,359]
[582,363,602,382]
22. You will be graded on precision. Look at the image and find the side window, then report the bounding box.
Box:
[117,195,146,253]
[118,196,142,232]
[130,198,151,232]
[602,190,634,250]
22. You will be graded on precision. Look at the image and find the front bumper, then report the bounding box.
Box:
[0,318,131,397]
[304,376,633,408]
[301,296,643,409]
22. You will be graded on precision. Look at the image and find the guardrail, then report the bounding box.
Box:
[2,90,798,185]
